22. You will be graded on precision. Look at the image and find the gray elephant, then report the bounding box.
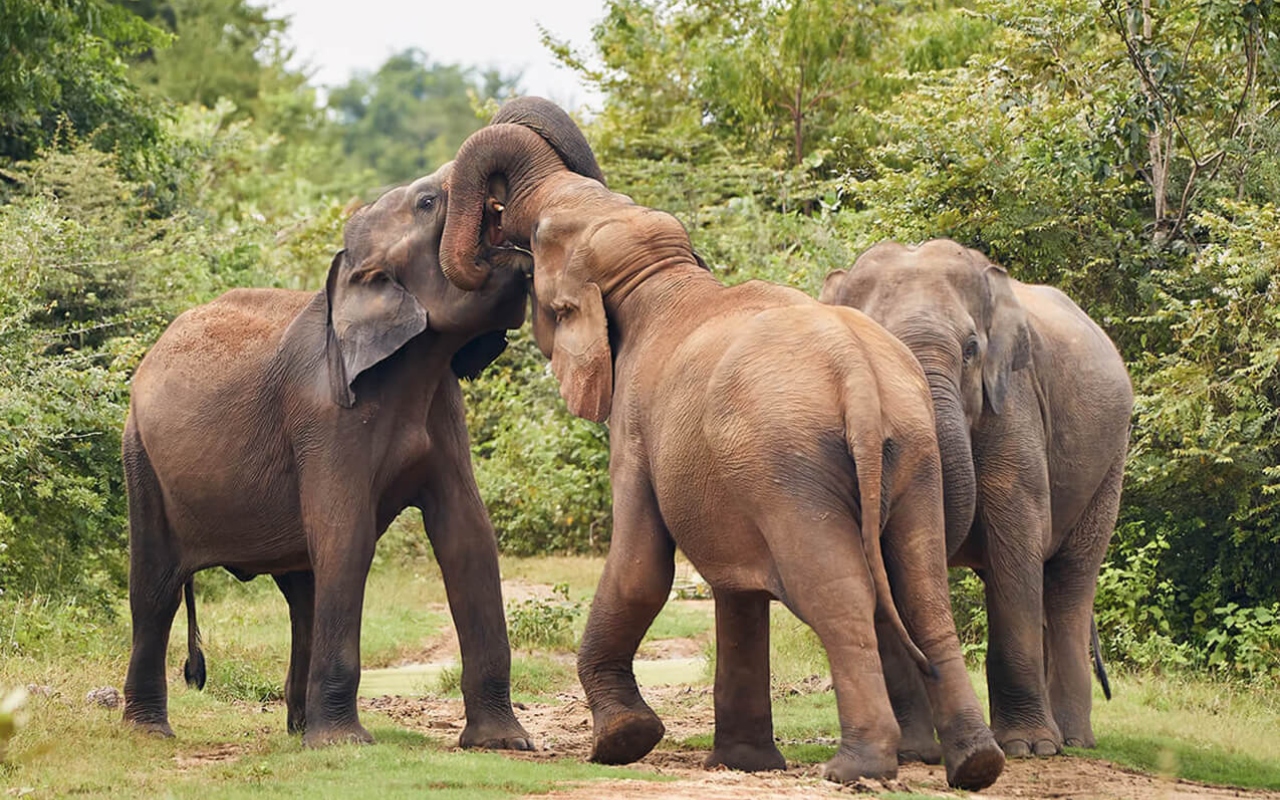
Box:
[121,99,603,747]
[820,239,1133,759]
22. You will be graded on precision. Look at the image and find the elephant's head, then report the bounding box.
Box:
[820,239,1032,550]
[440,116,700,423]
[324,97,604,407]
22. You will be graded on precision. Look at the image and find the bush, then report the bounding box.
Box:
[506,583,582,652]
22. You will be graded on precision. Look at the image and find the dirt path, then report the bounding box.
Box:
[361,686,1280,800]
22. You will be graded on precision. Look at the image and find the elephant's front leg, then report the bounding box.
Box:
[706,590,785,772]
[980,502,1063,757]
[579,470,675,765]
[419,428,531,748]
[273,570,315,734]
[299,488,376,747]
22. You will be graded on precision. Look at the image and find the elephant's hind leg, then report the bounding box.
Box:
[274,570,315,735]
[705,589,785,772]
[121,425,184,738]
[1045,459,1124,749]
[767,515,900,784]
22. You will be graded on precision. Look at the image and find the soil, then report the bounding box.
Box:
[359,686,1280,800]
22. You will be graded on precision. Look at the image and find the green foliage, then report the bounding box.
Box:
[327,49,518,185]
[506,583,582,652]
[948,569,988,664]
[465,332,612,556]
[113,0,304,121]
[0,0,168,164]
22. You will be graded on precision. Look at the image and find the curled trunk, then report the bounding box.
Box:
[490,97,605,186]
[441,124,579,290]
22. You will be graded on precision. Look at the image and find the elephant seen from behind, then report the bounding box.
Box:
[821,240,1133,759]
[434,119,1006,791]
[121,99,603,747]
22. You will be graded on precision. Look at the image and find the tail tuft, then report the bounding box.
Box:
[1091,615,1111,701]
[182,578,207,690]
[183,650,207,690]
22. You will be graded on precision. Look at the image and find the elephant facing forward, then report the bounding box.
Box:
[121,99,603,747]
[821,240,1133,759]
[434,119,1006,791]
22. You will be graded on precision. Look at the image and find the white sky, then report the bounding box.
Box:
[267,0,607,112]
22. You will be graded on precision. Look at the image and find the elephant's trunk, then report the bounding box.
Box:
[489,97,605,186]
[441,124,574,290]
[930,378,976,558]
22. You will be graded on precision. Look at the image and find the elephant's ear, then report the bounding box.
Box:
[819,269,848,304]
[325,249,429,408]
[451,330,508,380]
[550,281,612,423]
[981,264,1031,415]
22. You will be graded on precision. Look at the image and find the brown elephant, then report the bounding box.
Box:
[121,99,603,747]
[434,120,1006,790]
[820,240,1133,759]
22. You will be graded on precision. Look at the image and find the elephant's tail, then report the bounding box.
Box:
[1091,614,1112,701]
[182,578,207,690]
[843,374,933,678]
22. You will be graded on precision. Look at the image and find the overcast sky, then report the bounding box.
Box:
[267,0,608,111]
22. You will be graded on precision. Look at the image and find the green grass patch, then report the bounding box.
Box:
[644,600,714,643]
[435,655,577,701]
[1079,733,1280,791]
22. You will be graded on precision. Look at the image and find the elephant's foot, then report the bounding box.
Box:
[941,732,1005,790]
[125,717,175,739]
[821,744,898,784]
[996,726,1061,758]
[589,708,665,765]
[301,722,374,748]
[897,732,942,765]
[705,740,786,772]
[460,715,535,751]
[1060,720,1098,749]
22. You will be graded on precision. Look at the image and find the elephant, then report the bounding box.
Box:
[120,98,603,747]
[433,119,1006,791]
[820,239,1133,759]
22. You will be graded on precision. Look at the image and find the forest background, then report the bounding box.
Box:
[1,0,1278,681]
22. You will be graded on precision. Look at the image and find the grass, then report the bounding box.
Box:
[5,550,1280,797]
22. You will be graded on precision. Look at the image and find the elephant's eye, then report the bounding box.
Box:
[963,337,979,362]
[415,192,437,211]
[550,301,572,323]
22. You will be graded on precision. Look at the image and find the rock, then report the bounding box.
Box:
[85,686,121,709]
[24,684,56,698]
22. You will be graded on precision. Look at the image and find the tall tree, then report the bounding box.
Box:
[108,0,307,120]
[327,49,519,185]
[0,0,167,164]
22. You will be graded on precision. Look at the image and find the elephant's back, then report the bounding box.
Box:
[1014,281,1132,411]
[134,289,312,399]
[129,289,313,477]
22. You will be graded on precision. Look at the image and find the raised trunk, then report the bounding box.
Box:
[440,124,582,290]
[490,97,605,186]
[929,379,976,559]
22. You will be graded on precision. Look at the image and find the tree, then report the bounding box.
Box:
[0,0,168,164]
[327,49,519,185]
[108,0,308,123]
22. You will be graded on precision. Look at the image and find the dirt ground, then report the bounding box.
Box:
[361,686,1280,800]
